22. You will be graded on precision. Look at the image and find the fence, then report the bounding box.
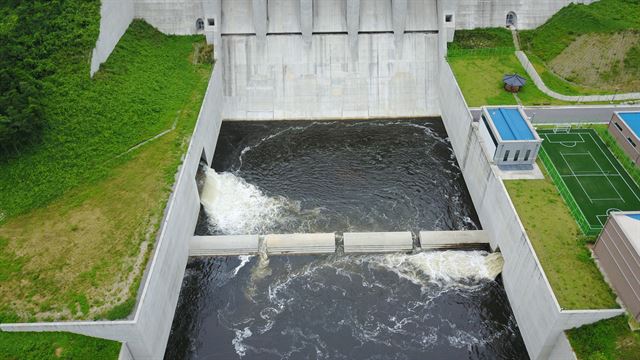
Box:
[537,146,598,235]
[446,47,514,58]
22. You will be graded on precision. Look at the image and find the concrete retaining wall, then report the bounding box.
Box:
[1,46,226,360]
[438,59,623,359]
[90,0,135,76]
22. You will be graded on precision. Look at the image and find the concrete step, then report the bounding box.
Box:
[419,230,489,250]
[265,233,336,255]
[189,235,260,256]
[343,231,413,253]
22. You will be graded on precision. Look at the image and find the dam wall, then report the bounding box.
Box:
[1,47,226,360]
[90,0,135,76]
[438,59,623,360]
[221,33,440,120]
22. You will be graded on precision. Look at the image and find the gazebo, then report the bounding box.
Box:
[503,73,526,93]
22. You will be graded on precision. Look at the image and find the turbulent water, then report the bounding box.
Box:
[164,251,528,359]
[168,120,528,359]
[197,119,480,235]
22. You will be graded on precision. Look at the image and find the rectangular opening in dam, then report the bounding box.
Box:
[196,118,480,236]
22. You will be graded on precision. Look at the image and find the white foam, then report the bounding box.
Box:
[200,168,295,234]
[369,251,504,288]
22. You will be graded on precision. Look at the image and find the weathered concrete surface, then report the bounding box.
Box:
[221,33,439,120]
[516,51,640,102]
[343,231,413,253]
[90,0,134,76]
[419,230,489,249]
[265,233,336,254]
[190,235,260,255]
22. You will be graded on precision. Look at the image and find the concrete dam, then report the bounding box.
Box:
[2,1,624,360]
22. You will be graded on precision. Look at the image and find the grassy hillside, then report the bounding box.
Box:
[0,19,211,322]
[520,0,640,93]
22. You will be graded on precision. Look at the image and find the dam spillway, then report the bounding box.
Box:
[165,119,529,359]
[196,119,479,235]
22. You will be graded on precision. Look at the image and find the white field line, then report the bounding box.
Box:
[586,131,640,203]
[584,151,625,203]
[560,152,595,204]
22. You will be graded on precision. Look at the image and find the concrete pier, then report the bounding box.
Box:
[265,233,336,255]
[343,231,413,253]
[189,235,260,256]
[419,230,490,249]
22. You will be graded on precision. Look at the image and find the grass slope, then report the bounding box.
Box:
[519,0,640,62]
[0,20,211,322]
[504,166,618,309]
[519,0,640,93]
[0,332,120,360]
[568,316,640,360]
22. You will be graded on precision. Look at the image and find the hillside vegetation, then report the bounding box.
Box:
[0,0,212,357]
[520,0,640,92]
[448,28,570,106]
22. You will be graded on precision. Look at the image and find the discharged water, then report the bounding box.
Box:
[164,252,528,359]
[196,119,480,235]
[166,120,529,359]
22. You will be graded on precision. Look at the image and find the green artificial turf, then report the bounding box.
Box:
[537,128,640,234]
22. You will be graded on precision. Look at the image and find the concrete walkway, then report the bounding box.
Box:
[516,50,640,103]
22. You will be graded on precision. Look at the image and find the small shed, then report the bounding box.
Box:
[594,211,640,321]
[608,111,640,166]
[503,74,526,93]
[478,106,542,166]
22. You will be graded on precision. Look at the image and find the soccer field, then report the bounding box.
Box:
[538,128,640,235]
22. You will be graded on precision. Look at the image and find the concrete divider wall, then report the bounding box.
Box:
[438,60,623,359]
[90,0,135,76]
[1,48,226,360]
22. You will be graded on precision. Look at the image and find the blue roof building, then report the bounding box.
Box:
[478,106,542,166]
[610,112,640,166]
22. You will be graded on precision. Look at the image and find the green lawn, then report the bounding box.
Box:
[448,53,568,107]
[537,128,640,235]
[504,166,618,309]
[568,315,640,360]
[0,332,120,360]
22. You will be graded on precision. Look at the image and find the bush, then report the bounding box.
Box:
[0,0,100,157]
